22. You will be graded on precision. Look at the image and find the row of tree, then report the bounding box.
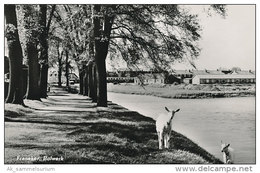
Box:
[5,4,225,107]
[5,5,55,104]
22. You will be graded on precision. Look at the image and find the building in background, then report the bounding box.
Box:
[107,68,255,85]
[48,70,79,85]
[134,73,166,85]
[192,73,255,84]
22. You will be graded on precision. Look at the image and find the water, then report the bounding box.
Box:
[108,92,256,164]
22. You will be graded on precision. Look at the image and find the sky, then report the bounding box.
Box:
[173,5,255,71]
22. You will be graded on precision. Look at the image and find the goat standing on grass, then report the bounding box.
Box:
[156,107,180,149]
[221,141,235,164]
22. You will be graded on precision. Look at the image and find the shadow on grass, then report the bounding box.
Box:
[67,121,157,143]
[5,87,223,164]
[47,94,69,97]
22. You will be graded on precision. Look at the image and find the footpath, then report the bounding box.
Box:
[4,87,222,164]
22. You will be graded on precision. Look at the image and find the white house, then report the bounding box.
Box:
[192,74,255,84]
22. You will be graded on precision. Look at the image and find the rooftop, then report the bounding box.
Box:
[231,70,255,75]
[193,74,255,79]
[139,73,166,79]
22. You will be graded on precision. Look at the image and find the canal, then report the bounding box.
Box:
[108,92,255,163]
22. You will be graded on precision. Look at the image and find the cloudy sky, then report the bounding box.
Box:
[173,5,255,71]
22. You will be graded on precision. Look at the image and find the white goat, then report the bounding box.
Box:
[156,107,180,149]
[221,141,235,164]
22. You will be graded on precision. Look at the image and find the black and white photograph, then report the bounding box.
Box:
[2,2,257,170]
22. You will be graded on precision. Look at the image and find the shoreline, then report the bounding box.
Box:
[108,90,255,99]
[107,83,255,99]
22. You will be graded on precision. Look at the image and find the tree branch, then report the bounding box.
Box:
[47,5,56,34]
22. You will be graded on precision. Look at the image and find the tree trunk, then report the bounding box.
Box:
[92,62,97,102]
[83,66,89,96]
[39,64,48,98]
[25,43,40,100]
[92,5,115,107]
[95,54,107,106]
[39,5,49,98]
[58,57,62,87]
[5,4,24,105]
[79,69,83,94]
[87,63,94,99]
[65,50,69,87]
[57,45,62,87]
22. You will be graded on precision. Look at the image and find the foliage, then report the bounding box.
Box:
[16,5,41,64]
[5,24,18,41]
[47,5,227,72]
[210,4,227,17]
[108,5,202,71]
[22,5,41,44]
[12,4,226,72]
[48,5,90,69]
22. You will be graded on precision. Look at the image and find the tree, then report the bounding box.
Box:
[89,4,226,107]
[92,5,115,106]
[22,5,41,100]
[48,35,64,87]
[56,41,64,87]
[5,4,24,104]
[62,35,74,88]
[57,46,64,87]
[65,50,70,87]
[39,5,56,98]
[46,5,225,107]
[81,65,88,95]
[53,5,97,99]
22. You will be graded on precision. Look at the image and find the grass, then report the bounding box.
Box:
[5,87,222,164]
[107,83,255,99]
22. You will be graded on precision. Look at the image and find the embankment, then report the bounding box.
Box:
[107,83,255,99]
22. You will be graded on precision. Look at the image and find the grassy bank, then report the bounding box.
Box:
[4,89,222,164]
[107,83,255,99]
